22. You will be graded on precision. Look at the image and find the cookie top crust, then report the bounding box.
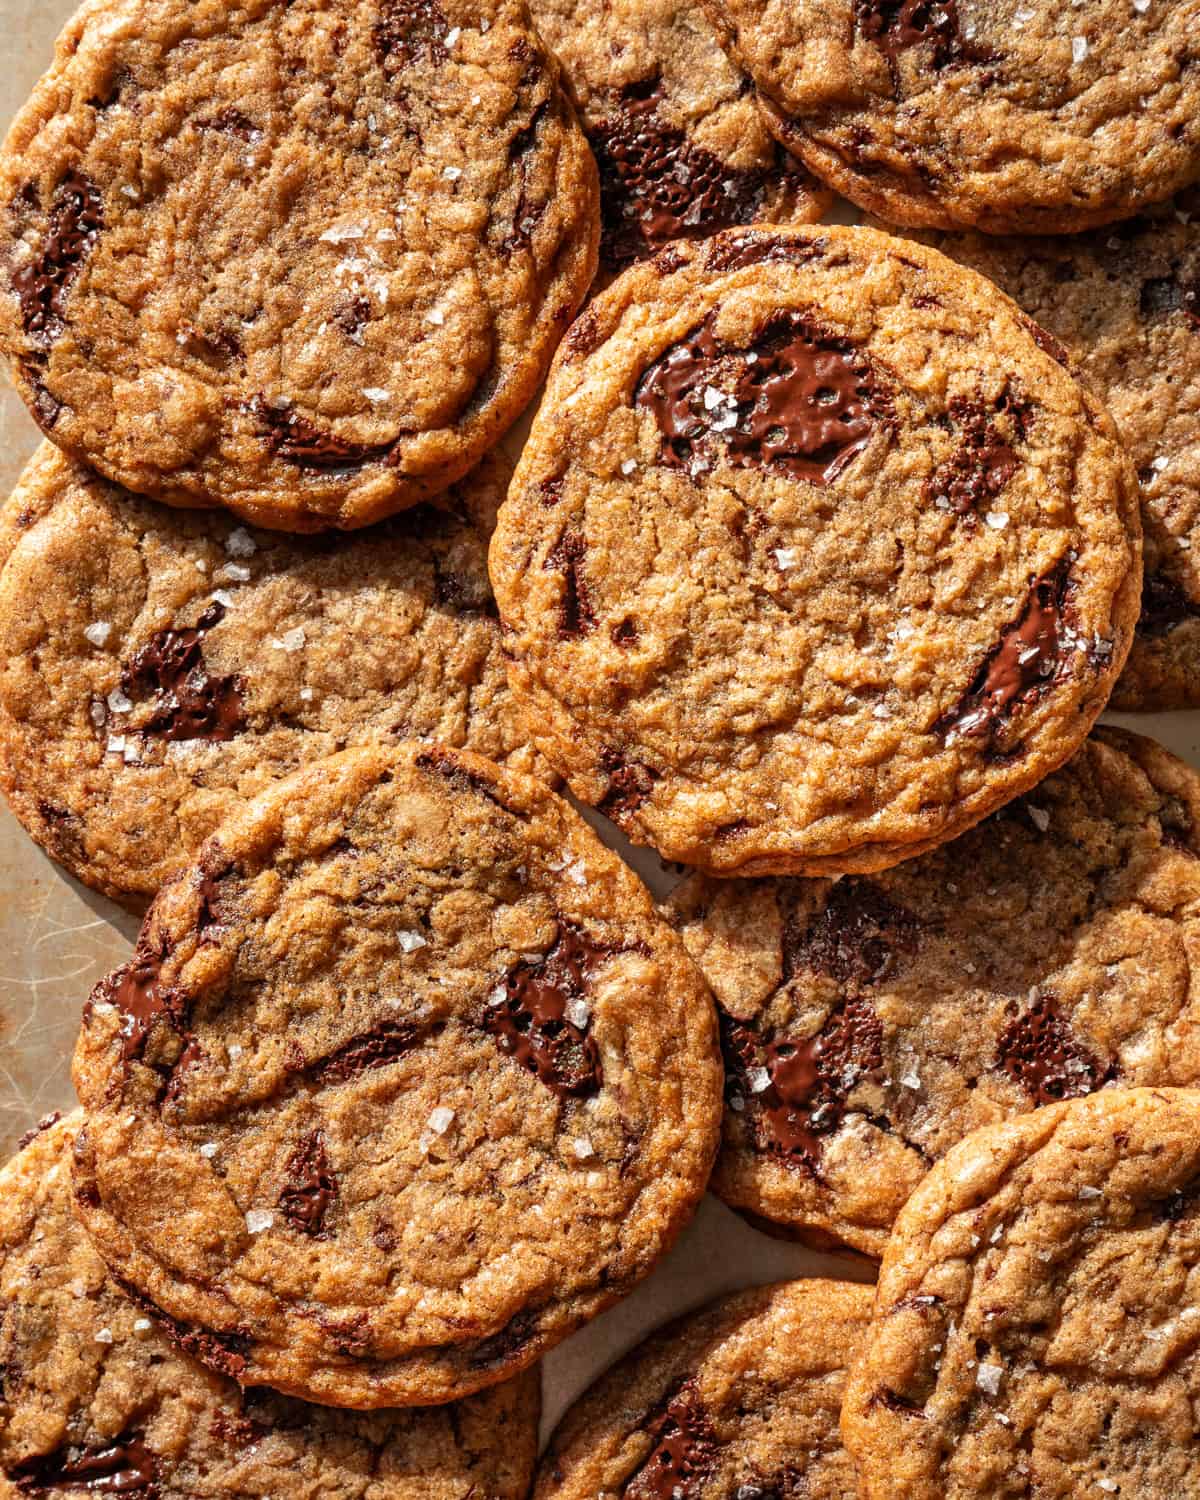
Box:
[841,1087,1200,1499]
[0,0,598,530]
[70,743,723,1408]
[529,0,828,271]
[905,193,1200,710]
[666,729,1200,1257]
[704,0,1200,234]
[536,1279,870,1500]
[0,443,545,909]
[489,224,1141,878]
[0,1112,540,1500]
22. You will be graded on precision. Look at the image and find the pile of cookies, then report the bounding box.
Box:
[0,0,1199,1496]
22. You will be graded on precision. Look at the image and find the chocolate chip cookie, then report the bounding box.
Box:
[900,192,1200,710]
[841,1087,1200,1499]
[0,441,549,909]
[490,224,1141,878]
[0,0,598,531]
[536,1279,869,1500]
[1,1112,540,1499]
[71,742,723,1407]
[529,0,828,272]
[705,0,1200,234]
[665,728,1200,1257]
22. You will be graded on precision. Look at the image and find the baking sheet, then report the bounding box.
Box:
[1,0,1198,1441]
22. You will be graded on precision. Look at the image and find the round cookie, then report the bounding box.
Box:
[0,0,598,531]
[0,441,546,909]
[529,0,828,272]
[705,0,1200,234]
[900,193,1200,710]
[70,743,723,1408]
[489,224,1141,878]
[665,728,1200,1257]
[0,1113,540,1500]
[841,1087,1200,1499]
[536,1279,870,1500]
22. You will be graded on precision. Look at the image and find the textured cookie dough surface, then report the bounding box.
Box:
[842,1088,1200,1499]
[0,0,598,530]
[705,0,1200,233]
[536,1280,869,1500]
[0,443,545,909]
[529,0,827,271]
[666,729,1200,1257]
[490,224,1141,877]
[0,1114,540,1500]
[905,192,1200,709]
[71,744,723,1408]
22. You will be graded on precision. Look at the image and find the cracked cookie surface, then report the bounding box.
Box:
[704,0,1200,233]
[897,192,1200,709]
[535,1279,869,1500]
[841,1087,1200,1499]
[0,1112,539,1500]
[70,742,723,1407]
[490,224,1140,878]
[0,0,597,530]
[665,730,1200,1257]
[0,443,546,910]
[528,0,828,272]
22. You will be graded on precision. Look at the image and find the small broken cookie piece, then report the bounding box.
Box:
[0,1113,540,1500]
[70,742,722,1407]
[664,729,1200,1256]
[491,224,1140,878]
[842,1088,1200,1499]
[535,1279,870,1500]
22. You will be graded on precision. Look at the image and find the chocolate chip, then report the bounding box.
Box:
[11,170,103,342]
[466,1309,538,1367]
[314,1018,428,1085]
[113,1277,250,1381]
[9,1434,158,1494]
[611,617,639,647]
[925,397,1018,517]
[332,294,371,342]
[597,749,658,823]
[278,1131,337,1235]
[503,101,551,253]
[784,880,918,987]
[20,363,62,429]
[1019,314,1072,369]
[246,396,395,470]
[705,230,828,273]
[624,1379,719,1500]
[374,0,449,69]
[15,1111,62,1153]
[485,925,605,1099]
[120,601,244,743]
[545,530,596,638]
[196,108,262,143]
[1139,571,1200,638]
[634,310,888,485]
[934,559,1074,745]
[855,0,992,68]
[995,994,1112,1107]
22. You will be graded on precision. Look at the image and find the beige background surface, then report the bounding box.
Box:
[1,0,1198,1440]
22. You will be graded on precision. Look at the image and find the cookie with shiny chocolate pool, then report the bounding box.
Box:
[704,0,1200,235]
[490,224,1141,878]
[899,191,1200,710]
[0,1113,540,1500]
[528,0,828,272]
[70,742,722,1407]
[665,728,1200,1257]
[0,442,550,910]
[842,1088,1200,1499]
[535,1279,870,1500]
[0,0,597,532]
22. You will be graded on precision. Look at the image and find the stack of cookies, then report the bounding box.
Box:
[0,0,1198,1496]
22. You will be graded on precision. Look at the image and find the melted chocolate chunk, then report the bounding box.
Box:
[12,170,104,342]
[315,1019,427,1084]
[113,1278,251,1381]
[624,1380,719,1500]
[996,994,1111,1107]
[20,363,62,429]
[635,310,886,484]
[278,1131,337,1234]
[486,926,604,1099]
[721,999,884,1170]
[374,0,449,68]
[121,601,244,743]
[935,560,1074,744]
[10,1435,157,1494]
[597,749,658,822]
[855,0,989,67]
[1139,571,1200,638]
[545,530,596,638]
[88,942,173,1063]
[925,398,1018,516]
[466,1310,538,1368]
[705,231,827,274]
[15,1111,63,1152]
[590,82,774,266]
[1020,315,1072,369]
[503,102,551,253]
[785,879,918,988]
[247,396,395,469]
